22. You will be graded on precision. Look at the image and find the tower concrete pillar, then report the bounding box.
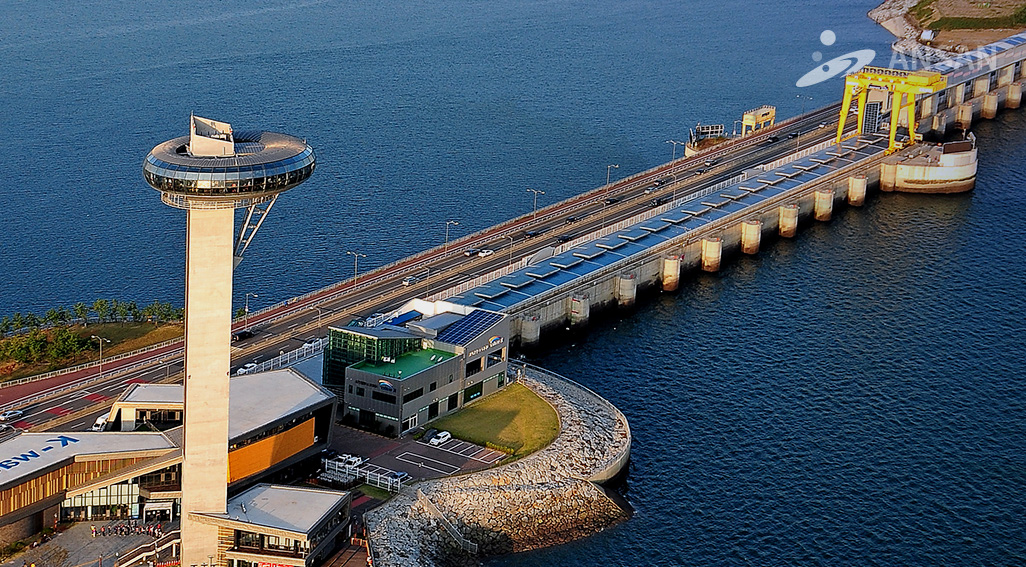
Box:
[181,206,234,566]
[740,219,761,255]
[920,94,935,119]
[701,237,722,272]
[982,92,999,119]
[778,204,799,238]
[847,175,867,206]
[814,188,834,221]
[617,272,637,307]
[998,65,1014,87]
[521,315,542,347]
[973,76,989,98]
[1007,83,1022,109]
[931,114,947,137]
[568,293,590,327]
[661,254,681,292]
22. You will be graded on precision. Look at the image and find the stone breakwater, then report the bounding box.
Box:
[364,364,632,566]
[869,0,954,64]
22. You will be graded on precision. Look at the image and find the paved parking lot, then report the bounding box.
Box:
[329,425,507,481]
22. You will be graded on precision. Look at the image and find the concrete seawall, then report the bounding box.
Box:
[364,364,632,566]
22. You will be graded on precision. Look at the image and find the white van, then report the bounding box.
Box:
[91,416,108,431]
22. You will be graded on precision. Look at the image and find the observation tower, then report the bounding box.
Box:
[143,115,315,564]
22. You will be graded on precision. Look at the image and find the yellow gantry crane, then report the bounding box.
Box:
[836,66,947,153]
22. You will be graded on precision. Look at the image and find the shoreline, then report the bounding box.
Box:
[364,363,632,566]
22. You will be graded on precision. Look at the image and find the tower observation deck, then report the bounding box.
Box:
[142,116,314,566]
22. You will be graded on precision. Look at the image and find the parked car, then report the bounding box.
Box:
[231,329,255,342]
[341,455,365,467]
[478,249,495,257]
[389,470,411,482]
[429,430,452,446]
[401,275,420,286]
[462,248,480,257]
[0,410,24,422]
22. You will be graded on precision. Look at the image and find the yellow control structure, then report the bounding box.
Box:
[836,67,947,153]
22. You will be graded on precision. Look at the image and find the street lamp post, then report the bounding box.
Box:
[732,120,744,138]
[444,220,459,255]
[665,140,685,161]
[346,251,367,288]
[91,335,110,375]
[796,94,813,151]
[526,188,545,220]
[602,164,619,229]
[308,306,325,330]
[244,292,258,330]
[507,235,515,268]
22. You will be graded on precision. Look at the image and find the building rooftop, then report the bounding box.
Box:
[0,432,176,491]
[330,324,417,340]
[199,483,349,536]
[107,368,334,440]
[351,348,454,380]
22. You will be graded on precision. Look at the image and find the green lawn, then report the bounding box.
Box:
[430,383,559,457]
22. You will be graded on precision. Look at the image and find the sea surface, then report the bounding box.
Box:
[1,1,1024,565]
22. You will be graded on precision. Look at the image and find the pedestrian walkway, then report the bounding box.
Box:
[2,521,177,567]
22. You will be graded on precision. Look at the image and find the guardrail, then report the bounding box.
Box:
[241,338,326,375]
[114,530,181,567]
[0,337,183,390]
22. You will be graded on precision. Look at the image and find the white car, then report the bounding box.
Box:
[236,362,258,375]
[0,410,24,422]
[429,431,451,446]
[91,416,108,431]
[401,276,420,286]
[478,249,494,257]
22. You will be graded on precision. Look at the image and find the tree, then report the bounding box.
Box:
[10,313,23,332]
[92,299,110,324]
[0,316,10,334]
[47,328,86,364]
[72,302,89,326]
[44,308,60,327]
[56,306,72,326]
[126,300,140,323]
[114,299,129,325]
[23,312,41,329]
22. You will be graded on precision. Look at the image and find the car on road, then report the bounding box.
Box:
[0,424,15,434]
[429,430,451,446]
[555,234,574,243]
[462,248,480,257]
[704,159,718,167]
[0,410,24,422]
[232,329,255,342]
[524,230,542,238]
[788,131,800,139]
[650,196,671,206]
[765,135,779,143]
[644,186,655,194]
[694,168,707,175]
[603,197,620,205]
[302,338,320,348]
[565,216,579,224]
[91,415,108,431]
[401,275,421,286]
[236,362,258,375]
[819,122,828,129]
[478,249,494,257]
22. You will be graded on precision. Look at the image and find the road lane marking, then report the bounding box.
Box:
[395,452,459,475]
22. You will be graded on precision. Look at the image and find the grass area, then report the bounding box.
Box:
[355,484,393,501]
[430,383,559,458]
[910,0,1026,30]
[930,11,1026,29]
[0,322,182,382]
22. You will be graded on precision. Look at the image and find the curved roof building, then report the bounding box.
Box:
[143,115,315,209]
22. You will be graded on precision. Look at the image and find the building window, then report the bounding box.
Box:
[429,382,437,392]
[348,385,353,394]
[466,358,484,376]
[356,387,365,397]
[402,388,424,405]
[372,391,397,404]
[464,382,483,402]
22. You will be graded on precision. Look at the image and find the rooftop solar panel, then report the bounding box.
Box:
[574,245,606,260]
[681,204,710,215]
[435,309,504,346]
[660,211,692,223]
[499,273,535,289]
[738,184,765,192]
[618,228,650,242]
[550,255,583,269]
[474,284,509,300]
[701,198,730,208]
[719,189,747,199]
[526,264,560,279]
[639,220,671,232]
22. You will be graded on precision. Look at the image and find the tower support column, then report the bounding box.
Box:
[181,206,234,567]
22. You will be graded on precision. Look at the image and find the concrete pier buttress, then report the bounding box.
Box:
[181,207,234,566]
[661,254,681,291]
[982,92,999,119]
[814,188,834,221]
[957,103,974,128]
[521,315,542,347]
[1008,83,1022,109]
[568,293,591,327]
[998,65,1015,87]
[740,220,761,255]
[778,204,799,238]
[616,272,637,307]
[701,237,722,272]
[847,175,867,206]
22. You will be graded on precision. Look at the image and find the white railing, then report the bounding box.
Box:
[0,337,183,390]
[243,338,326,374]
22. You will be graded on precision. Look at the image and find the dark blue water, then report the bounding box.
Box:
[2,1,1024,565]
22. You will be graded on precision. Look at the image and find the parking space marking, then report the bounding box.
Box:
[395,452,460,475]
[419,438,507,464]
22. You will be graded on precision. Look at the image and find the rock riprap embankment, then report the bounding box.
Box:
[364,364,632,566]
